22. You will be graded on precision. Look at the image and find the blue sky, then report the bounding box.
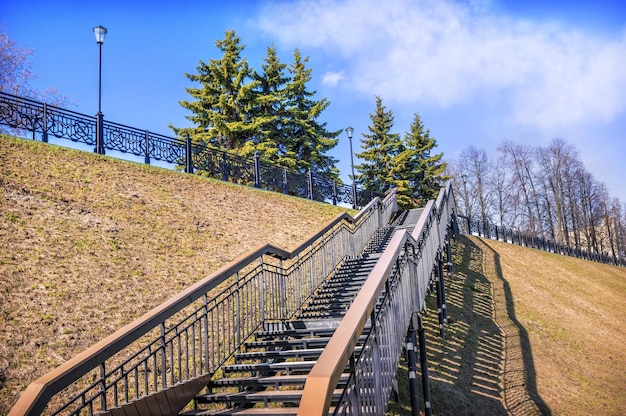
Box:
[3,0,626,202]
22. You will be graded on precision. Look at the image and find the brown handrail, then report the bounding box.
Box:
[9,190,397,416]
[298,230,414,414]
[297,185,452,415]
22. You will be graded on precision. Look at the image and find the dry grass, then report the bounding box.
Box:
[0,135,351,414]
[3,135,625,416]
[388,235,626,416]
[478,237,626,416]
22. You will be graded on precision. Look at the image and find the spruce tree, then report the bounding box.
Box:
[170,30,258,152]
[241,45,289,160]
[355,96,400,193]
[282,49,340,175]
[392,113,448,208]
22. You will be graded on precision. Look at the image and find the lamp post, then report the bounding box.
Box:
[346,126,356,209]
[93,25,107,154]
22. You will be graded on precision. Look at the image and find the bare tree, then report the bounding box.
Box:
[498,141,542,235]
[460,146,493,235]
[577,169,602,253]
[535,139,583,246]
[0,23,69,105]
[491,154,510,229]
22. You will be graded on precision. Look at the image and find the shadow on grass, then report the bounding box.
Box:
[477,238,551,416]
[387,236,550,415]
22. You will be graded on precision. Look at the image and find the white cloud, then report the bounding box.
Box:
[257,0,626,129]
[322,71,345,86]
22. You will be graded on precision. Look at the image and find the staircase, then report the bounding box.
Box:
[183,210,422,415]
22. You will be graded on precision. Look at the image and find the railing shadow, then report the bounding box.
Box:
[476,237,551,416]
[390,235,551,415]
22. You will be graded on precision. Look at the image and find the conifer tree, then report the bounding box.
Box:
[170,30,258,151]
[282,49,340,176]
[355,96,400,192]
[392,113,448,208]
[242,45,289,161]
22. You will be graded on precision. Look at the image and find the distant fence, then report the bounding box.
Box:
[0,91,375,207]
[458,215,625,267]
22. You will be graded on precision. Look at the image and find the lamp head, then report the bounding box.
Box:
[346,126,354,139]
[93,25,107,44]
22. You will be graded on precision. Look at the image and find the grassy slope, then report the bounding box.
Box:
[478,237,626,416]
[0,135,351,414]
[2,135,625,416]
[388,235,626,416]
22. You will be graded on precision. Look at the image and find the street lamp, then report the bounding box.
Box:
[93,25,107,154]
[346,126,356,208]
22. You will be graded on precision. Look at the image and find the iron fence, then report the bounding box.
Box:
[0,91,368,207]
[457,215,625,267]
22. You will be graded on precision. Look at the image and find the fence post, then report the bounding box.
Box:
[42,103,48,143]
[253,151,261,188]
[95,112,105,154]
[221,151,228,182]
[144,130,150,165]
[185,134,193,174]
[307,169,314,200]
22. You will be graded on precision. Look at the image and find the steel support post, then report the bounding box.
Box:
[445,238,453,322]
[435,260,446,340]
[406,318,420,416]
[417,314,433,416]
[438,255,448,325]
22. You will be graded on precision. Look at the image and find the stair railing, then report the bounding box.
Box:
[9,190,398,416]
[298,181,456,415]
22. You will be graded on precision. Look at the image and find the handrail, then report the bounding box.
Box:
[299,230,415,414]
[298,182,455,415]
[9,190,398,416]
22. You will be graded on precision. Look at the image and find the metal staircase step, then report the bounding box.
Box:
[196,388,343,405]
[210,373,350,388]
[183,408,299,415]
[244,337,334,349]
[223,360,318,374]
[235,348,325,361]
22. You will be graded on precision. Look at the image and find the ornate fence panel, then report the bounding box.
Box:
[0,91,373,208]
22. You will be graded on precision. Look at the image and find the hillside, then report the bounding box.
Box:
[388,235,625,416]
[0,135,351,413]
[2,135,625,416]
